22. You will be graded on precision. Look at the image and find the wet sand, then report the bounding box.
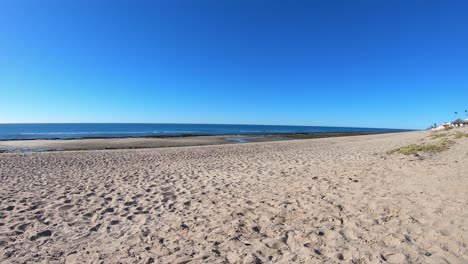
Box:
[0,129,467,263]
[0,132,399,152]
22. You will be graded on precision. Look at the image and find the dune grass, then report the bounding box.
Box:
[387,139,455,155]
[429,133,448,139]
[453,131,468,139]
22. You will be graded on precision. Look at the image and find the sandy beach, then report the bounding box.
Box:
[0,132,396,153]
[0,129,467,263]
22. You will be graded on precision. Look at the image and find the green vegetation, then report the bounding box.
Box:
[387,139,455,155]
[429,133,448,139]
[453,131,468,139]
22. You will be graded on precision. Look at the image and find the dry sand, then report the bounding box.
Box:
[0,129,467,263]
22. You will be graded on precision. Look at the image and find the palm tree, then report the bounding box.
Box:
[465,110,467,118]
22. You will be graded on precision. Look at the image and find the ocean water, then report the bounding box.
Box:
[0,123,405,140]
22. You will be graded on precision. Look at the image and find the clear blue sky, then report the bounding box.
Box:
[1,1,467,129]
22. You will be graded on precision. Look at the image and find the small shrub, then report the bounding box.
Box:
[387,139,455,155]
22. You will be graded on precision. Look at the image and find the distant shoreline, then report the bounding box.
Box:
[0,130,412,142]
[0,130,414,153]
[0,123,413,141]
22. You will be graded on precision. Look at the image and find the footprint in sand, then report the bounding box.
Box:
[58,205,73,211]
[123,201,137,207]
[101,207,115,214]
[17,223,29,232]
[90,224,101,232]
[30,230,52,241]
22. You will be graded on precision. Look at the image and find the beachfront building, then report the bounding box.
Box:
[431,122,451,131]
[452,118,466,127]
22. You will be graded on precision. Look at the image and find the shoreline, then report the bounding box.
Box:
[0,130,411,141]
[0,131,411,153]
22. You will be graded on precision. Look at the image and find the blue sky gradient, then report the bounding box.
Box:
[1,0,467,129]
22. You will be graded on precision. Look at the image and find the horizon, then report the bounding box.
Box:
[1,1,468,129]
[0,122,410,141]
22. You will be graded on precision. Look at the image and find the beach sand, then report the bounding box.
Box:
[0,136,234,152]
[0,129,467,263]
[0,132,394,152]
